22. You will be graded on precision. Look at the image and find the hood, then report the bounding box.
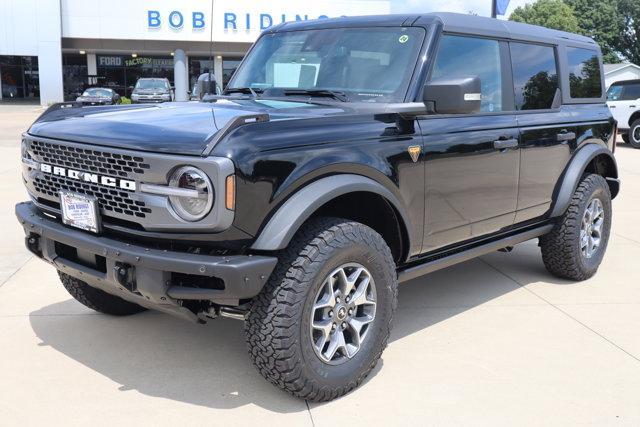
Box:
[28,99,352,156]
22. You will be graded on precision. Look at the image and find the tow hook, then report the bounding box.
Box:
[114,262,135,292]
[26,234,41,255]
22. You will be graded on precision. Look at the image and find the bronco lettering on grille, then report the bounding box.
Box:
[39,163,136,191]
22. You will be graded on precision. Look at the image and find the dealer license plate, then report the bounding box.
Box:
[60,191,101,233]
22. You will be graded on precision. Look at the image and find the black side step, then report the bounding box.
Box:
[397,224,553,283]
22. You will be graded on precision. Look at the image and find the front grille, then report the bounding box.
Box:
[30,140,150,178]
[33,175,151,218]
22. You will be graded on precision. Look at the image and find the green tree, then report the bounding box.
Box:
[617,0,640,64]
[565,0,625,63]
[510,0,580,33]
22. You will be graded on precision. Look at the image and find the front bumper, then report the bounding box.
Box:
[16,202,277,322]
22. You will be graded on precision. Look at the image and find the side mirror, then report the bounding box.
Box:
[423,76,481,115]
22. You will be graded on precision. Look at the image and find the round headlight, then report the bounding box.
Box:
[168,166,214,221]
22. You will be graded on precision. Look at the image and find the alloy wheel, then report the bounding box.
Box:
[310,263,377,365]
[580,198,605,259]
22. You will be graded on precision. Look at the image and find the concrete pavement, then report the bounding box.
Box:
[0,104,639,425]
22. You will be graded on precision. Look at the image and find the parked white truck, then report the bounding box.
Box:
[607,79,640,148]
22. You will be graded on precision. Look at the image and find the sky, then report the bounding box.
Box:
[388,0,535,18]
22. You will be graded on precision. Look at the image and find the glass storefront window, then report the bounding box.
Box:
[96,55,174,97]
[222,58,242,88]
[189,57,214,92]
[62,53,88,100]
[1,55,39,100]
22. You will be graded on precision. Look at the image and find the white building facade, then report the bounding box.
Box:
[0,0,390,105]
[604,63,640,90]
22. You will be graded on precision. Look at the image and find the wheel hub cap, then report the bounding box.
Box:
[310,263,377,365]
[580,198,604,259]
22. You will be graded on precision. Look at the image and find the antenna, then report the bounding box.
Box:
[208,0,215,95]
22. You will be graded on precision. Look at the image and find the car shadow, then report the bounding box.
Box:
[29,241,573,411]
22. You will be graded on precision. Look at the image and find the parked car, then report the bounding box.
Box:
[17,13,618,401]
[75,87,120,105]
[130,78,173,103]
[607,79,640,147]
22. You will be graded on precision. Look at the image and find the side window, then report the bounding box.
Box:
[567,47,602,98]
[622,83,640,100]
[431,35,502,112]
[510,43,559,110]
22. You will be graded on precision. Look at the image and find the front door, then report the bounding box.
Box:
[419,35,520,252]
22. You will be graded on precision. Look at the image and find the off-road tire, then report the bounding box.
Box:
[59,272,146,315]
[628,120,640,148]
[245,217,397,401]
[540,174,612,281]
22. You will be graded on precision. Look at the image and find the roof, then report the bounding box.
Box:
[609,79,640,86]
[604,63,640,74]
[426,12,596,46]
[273,12,597,48]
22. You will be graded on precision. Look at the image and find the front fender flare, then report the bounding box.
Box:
[550,144,618,218]
[250,174,412,251]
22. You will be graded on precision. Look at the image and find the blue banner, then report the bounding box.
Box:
[496,0,510,15]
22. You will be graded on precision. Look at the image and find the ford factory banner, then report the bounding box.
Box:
[61,0,391,43]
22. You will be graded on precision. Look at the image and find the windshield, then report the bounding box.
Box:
[82,88,112,97]
[228,27,425,103]
[135,79,169,91]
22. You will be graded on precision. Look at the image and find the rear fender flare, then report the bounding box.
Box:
[550,144,618,218]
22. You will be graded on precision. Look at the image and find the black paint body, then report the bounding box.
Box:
[25,13,617,266]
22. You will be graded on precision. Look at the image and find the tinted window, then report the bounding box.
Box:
[431,35,502,112]
[567,48,602,98]
[624,84,640,100]
[510,43,559,110]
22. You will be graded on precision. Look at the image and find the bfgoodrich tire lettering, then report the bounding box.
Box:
[59,272,146,315]
[245,217,397,401]
[540,174,612,280]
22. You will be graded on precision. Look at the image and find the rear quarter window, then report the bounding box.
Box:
[567,47,602,99]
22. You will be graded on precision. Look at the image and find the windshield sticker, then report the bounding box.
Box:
[399,35,409,44]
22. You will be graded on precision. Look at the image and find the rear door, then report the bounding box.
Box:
[510,42,574,222]
[419,35,520,252]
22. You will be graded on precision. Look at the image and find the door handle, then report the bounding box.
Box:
[557,132,576,142]
[493,138,518,149]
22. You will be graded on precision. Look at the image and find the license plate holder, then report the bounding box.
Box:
[60,191,101,233]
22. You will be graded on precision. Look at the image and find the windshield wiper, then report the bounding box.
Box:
[225,87,263,97]
[283,89,350,102]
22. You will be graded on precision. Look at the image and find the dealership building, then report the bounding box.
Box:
[0,0,390,105]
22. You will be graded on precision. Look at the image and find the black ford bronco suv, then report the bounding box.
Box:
[16,13,619,401]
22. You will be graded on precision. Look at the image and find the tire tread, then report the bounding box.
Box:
[245,217,397,402]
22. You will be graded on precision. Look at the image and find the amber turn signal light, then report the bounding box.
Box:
[225,175,235,210]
